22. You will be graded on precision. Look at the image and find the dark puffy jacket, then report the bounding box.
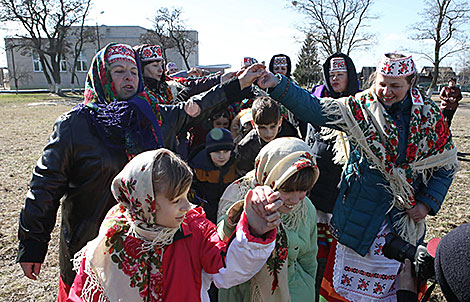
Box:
[17,79,247,285]
[189,149,236,223]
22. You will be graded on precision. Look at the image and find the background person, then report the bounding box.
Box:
[439,77,462,128]
[308,53,360,300]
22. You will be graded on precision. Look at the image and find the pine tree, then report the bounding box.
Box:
[293,33,322,89]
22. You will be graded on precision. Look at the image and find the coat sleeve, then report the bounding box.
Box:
[439,87,448,101]
[202,211,276,289]
[17,112,73,263]
[268,75,330,127]
[160,78,248,138]
[297,200,318,281]
[415,167,454,216]
[182,75,221,99]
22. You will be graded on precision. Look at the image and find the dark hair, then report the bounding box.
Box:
[251,96,281,125]
[279,167,317,192]
[152,149,193,200]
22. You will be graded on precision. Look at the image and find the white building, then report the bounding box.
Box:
[4,25,198,90]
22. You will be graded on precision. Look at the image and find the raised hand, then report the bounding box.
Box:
[244,186,282,236]
[256,71,278,89]
[238,63,267,90]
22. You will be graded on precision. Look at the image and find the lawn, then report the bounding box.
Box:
[0,94,468,301]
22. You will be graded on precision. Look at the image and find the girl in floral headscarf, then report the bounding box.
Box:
[257,53,459,302]
[218,137,320,302]
[68,148,282,302]
[17,43,265,301]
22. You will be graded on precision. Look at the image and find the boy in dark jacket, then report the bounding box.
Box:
[234,96,295,177]
[189,128,237,224]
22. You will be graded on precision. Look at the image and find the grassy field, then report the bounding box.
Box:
[0,94,468,301]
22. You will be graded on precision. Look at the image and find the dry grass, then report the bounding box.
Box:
[0,95,468,301]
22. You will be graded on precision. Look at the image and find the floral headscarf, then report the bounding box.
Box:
[218,137,319,301]
[73,150,180,301]
[77,43,163,158]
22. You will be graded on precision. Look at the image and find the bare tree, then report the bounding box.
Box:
[142,7,198,69]
[411,0,470,96]
[4,41,32,93]
[291,0,375,58]
[0,0,92,94]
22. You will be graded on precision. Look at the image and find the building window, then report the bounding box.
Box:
[32,52,43,72]
[76,52,87,72]
[60,59,67,72]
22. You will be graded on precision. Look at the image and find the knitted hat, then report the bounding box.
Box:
[377,53,416,78]
[105,44,136,66]
[206,128,234,153]
[134,44,163,63]
[432,223,470,302]
[243,57,258,67]
[330,57,347,73]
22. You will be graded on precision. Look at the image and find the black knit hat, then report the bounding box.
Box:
[433,223,470,302]
[205,128,234,153]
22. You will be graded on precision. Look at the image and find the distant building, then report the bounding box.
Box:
[418,66,457,88]
[196,64,232,74]
[4,25,199,90]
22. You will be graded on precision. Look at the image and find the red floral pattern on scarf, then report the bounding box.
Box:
[266,224,288,293]
[348,90,454,205]
[104,207,165,302]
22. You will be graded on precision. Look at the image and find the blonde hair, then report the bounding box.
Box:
[152,149,193,200]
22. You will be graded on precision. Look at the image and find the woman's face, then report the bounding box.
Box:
[273,65,288,76]
[329,71,348,93]
[278,190,307,214]
[109,61,139,101]
[143,60,164,81]
[374,73,411,106]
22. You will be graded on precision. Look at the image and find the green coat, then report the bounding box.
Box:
[218,197,318,302]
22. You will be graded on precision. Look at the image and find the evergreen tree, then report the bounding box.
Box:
[293,33,322,89]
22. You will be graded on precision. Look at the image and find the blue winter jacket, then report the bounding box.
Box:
[269,75,454,256]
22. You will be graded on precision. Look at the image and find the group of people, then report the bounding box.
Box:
[17,41,465,302]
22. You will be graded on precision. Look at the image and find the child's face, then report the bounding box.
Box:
[213,116,230,129]
[255,119,282,143]
[155,187,191,228]
[278,190,307,214]
[209,150,231,167]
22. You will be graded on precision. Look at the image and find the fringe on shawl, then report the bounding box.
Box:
[251,283,263,302]
[281,199,307,231]
[72,248,111,302]
[319,127,349,166]
[320,95,459,245]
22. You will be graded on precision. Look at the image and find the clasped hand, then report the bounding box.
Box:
[244,186,283,237]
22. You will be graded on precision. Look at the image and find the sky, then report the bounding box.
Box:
[0,0,468,73]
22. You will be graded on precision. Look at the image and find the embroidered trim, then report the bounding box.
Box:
[279,78,290,99]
